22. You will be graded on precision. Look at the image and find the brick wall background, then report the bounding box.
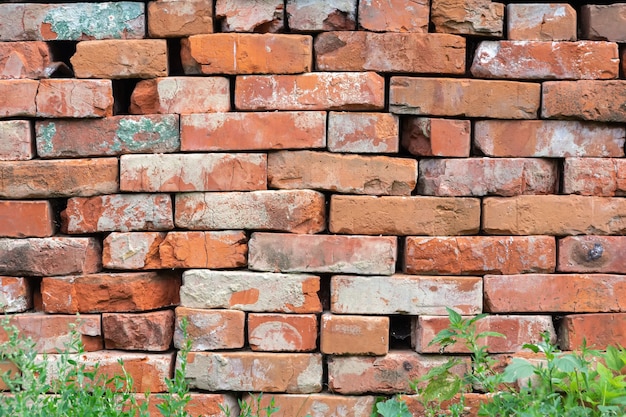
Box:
[1,0,626,415]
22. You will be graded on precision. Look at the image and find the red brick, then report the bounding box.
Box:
[390,77,540,119]
[120,153,266,192]
[0,158,118,198]
[0,237,101,277]
[563,158,626,196]
[542,80,626,122]
[185,352,322,393]
[474,120,626,157]
[431,0,504,37]
[331,275,483,315]
[315,32,465,74]
[418,158,558,196]
[248,313,317,352]
[71,40,168,79]
[507,4,576,41]
[103,231,247,270]
[414,315,555,353]
[321,313,389,355]
[559,313,626,350]
[103,310,174,351]
[235,72,384,110]
[0,200,55,237]
[249,393,376,417]
[41,272,180,313]
[175,307,244,351]
[472,41,618,80]
[180,269,322,313]
[286,0,356,31]
[182,33,312,74]
[0,41,52,79]
[148,0,213,37]
[268,150,416,195]
[216,0,284,32]
[140,393,237,417]
[327,112,398,153]
[581,4,626,42]
[36,79,113,118]
[483,195,626,235]
[181,111,326,151]
[0,313,102,353]
[0,277,32,313]
[0,79,37,117]
[0,120,33,161]
[484,274,626,313]
[249,233,396,275]
[36,115,179,158]
[401,117,471,157]
[175,190,325,234]
[330,195,480,235]
[358,0,429,32]
[403,393,490,417]
[558,236,626,274]
[0,361,19,391]
[404,236,556,275]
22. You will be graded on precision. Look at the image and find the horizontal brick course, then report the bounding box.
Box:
[0,200,55,237]
[0,41,52,79]
[559,313,626,350]
[248,313,318,352]
[321,313,389,355]
[542,80,626,122]
[174,307,245,351]
[558,236,626,274]
[103,310,174,351]
[563,158,626,196]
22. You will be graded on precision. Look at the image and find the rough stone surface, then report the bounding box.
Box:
[103,310,175,351]
[248,313,318,352]
[175,307,245,351]
[148,0,213,37]
[216,0,284,32]
[559,313,626,350]
[581,4,626,42]
[558,236,626,274]
[542,80,626,122]
[0,200,55,237]
[327,112,398,153]
[0,79,38,117]
[563,158,626,196]
[321,314,389,356]
[247,393,376,417]
[431,0,504,37]
[0,277,32,313]
[507,4,576,41]
[0,41,53,79]
[0,120,33,161]
[286,0,356,31]
[358,0,429,32]
[36,79,113,118]
[401,117,471,157]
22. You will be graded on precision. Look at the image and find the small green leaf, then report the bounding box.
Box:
[447,307,462,326]
[522,343,540,353]
[553,354,582,373]
[502,358,536,383]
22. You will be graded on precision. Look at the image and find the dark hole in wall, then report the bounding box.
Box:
[47,40,76,77]
[389,315,413,349]
[112,79,140,115]
[167,38,184,76]
[318,274,331,311]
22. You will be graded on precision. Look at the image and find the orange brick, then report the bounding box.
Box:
[36,79,113,118]
[542,80,626,122]
[507,4,576,41]
[0,41,52,79]
[175,307,245,350]
[103,310,174,351]
[581,4,626,42]
[403,393,490,417]
[321,313,389,355]
[216,0,284,32]
[249,393,376,417]
[0,79,37,117]
[559,313,626,350]
[358,0,429,32]
[181,111,326,151]
[563,158,626,196]
[0,360,19,391]
[558,236,626,274]
[327,112,398,153]
[235,72,384,110]
[431,0,504,36]
[0,120,33,161]
[248,313,318,352]
[182,33,312,74]
[0,276,32,313]
[402,117,470,157]
[148,0,213,37]
[286,0,356,31]
[140,393,237,417]
[0,200,55,237]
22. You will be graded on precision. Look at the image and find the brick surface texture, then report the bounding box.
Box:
[1,0,625,412]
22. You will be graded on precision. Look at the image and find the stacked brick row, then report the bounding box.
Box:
[2,0,626,415]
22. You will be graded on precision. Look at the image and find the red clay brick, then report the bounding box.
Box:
[0,276,32,313]
[315,32,465,74]
[558,236,626,274]
[249,393,376,417]
[216,0,284,32]
[404,236,556,275]
[0,360,19,390]
[0,79,38,117]
[248,313,318,352]
[563,158,626,196]
[329,195,480,235]
[581,4,626,42]
[148,0,213,37]
[41,272,180,313]
[103,310,174,351]
[431,0,504,37]
[36,79,113,118]
[175,307,245,351]
[0,200,55,237]
[403,393,490,417]
[358,0,429,32]
[0,41,53,79]
[327,112,398,153]
[181,111,326,151]
[235,72,384,110]
[507,4,576,41]
[559,313,626,350]
[141,393,237,417]
[321,313,389,355]
[542,80,626,122]
[0,120,33,161]
[401,117,471,157]
[286,0,356,31]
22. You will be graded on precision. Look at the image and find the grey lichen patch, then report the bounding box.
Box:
[36,122,56,156]
[114,115,179,152]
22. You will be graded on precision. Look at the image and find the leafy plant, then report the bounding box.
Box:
[221,393,279,417]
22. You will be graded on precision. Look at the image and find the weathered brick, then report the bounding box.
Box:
[321,314,389,356]
[315,32,465,74]
[483,195,626,235]
[329,195,480,235]
[431,0,504,37]
[175,307,245,351]
[401,117,470,157]
[36,79,113,118]
[559,313,626,350]
[248,313,318,352]
[181,111,326,151]
[249,233,396,275]
[103,231,247,270]
[0,158,118,198]
[148,0,213,37]
[507,4,576,41]
[331,275,482,315]
[141,393,238,417]
[358,0,429,32]
[0,2,145,41]
[0,237,101,277]
[418,158,558,197]
[71,40,168,79]
[474,120,626,157]
[185,352,322,393]
[402,393,490,417]
[62,194,172,234]
[472,41,618,80]
[120,153,266,192]
[563,158,626,196]
[180,269,322,313]
[558,236,626,274]
[0,277,32,313]
[0,79,38,117]
[0,41,53,79]
[0,120,33,161]
[235,72,384,110]
[390,77,540,119]
[182,34,312,74]
[41,272,180,313]
[0,313,102,353]
[286,0,356,31]
[0,200,55,237]
[103,310,174,351]
[581,4,626,42]
[404,236,556,275]
[0,360,19,390]
[327,112,398,153]
[175,190,325,234]
[216,0,284,32]
[248,393,376,417]
[414,315,555,353]
[542,80,626,122]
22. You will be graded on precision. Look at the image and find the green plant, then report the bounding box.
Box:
[221,393,279,417]
[374,395,412,417]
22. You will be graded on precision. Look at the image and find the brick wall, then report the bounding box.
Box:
[1,0,626,415]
